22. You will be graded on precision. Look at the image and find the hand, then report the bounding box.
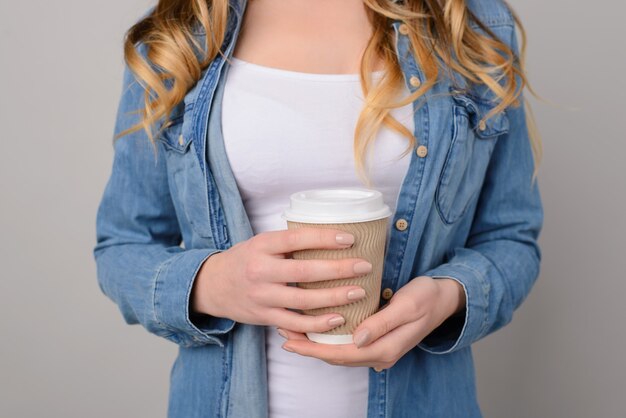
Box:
[278,276,465,371]
[190,227,374,334]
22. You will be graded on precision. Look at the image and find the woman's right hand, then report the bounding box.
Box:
[190,227,373,333]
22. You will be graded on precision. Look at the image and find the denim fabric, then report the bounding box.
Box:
[93,0,543,416]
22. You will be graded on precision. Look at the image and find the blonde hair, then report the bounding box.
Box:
[120,0,541,185]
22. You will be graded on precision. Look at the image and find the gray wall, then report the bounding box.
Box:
[1,0,623,417]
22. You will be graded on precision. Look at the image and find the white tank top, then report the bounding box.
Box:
[221,56,414,418]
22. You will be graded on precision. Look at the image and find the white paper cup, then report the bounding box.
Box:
[281,188,391,344]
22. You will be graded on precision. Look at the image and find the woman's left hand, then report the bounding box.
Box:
[278,276,466,371]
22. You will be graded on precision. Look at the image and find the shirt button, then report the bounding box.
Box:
[178,135,184,146]
[416,145,428,158]
[409,75,421,88]
[395,218,408,231]
[381,288,394,300]
[398,23,410,35]
[478,120,487,131]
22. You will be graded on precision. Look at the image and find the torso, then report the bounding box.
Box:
[221,55,414,418]
[223,3,411,417]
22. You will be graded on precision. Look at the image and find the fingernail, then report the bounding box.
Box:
[353,329,370,348]
[336,233,354,245]
[353,261,372,274]
[328,316,345,327]
[347,288,366,300]
[277,328,288,339]
[282,345,295,352]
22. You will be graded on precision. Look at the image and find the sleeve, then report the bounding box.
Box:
[418,25,544,354]
[93,48,236,348]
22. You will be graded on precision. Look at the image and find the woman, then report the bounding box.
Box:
[94,0,543,417]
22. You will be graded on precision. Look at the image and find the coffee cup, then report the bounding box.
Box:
[281,187,391,344]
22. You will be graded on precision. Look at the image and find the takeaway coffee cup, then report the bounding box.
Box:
[281,187,392,344]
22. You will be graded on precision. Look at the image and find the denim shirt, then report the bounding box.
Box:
[94,0,543,416]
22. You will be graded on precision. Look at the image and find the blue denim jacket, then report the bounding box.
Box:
[94,0,543,416]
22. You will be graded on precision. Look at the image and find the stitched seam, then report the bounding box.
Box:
[436,105,467,225]
[152,252,184,329]
[455,262,492,338]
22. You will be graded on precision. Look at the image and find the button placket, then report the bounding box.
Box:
[382,21,431,358]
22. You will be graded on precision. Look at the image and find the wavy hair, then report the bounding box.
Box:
[119,0,541,184]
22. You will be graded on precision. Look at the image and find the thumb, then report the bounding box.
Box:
[352,299,408,348]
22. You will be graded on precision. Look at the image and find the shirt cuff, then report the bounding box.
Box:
[418,263,489,354]
[153,248,236,348]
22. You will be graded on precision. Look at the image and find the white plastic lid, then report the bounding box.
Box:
[281,187,392,224]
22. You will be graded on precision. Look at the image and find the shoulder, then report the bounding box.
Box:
[464,0,518,53]
[464,0,515,28]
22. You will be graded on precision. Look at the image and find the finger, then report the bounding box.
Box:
[274,257,373,283]
[269,308,346,334]
[275,328,309,341]
[256,227,355,255]
[372,317,428,350]
[284,319,427,369]
[359,316,432,365]
[352,298,420,348]
[245,256,371,286]
[263,284,367,310]
[281,338,379,367]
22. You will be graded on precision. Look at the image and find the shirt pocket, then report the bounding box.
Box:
[157,116,214,239]
[435,89,510,225]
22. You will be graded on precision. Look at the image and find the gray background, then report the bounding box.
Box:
[1,0,624,417]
